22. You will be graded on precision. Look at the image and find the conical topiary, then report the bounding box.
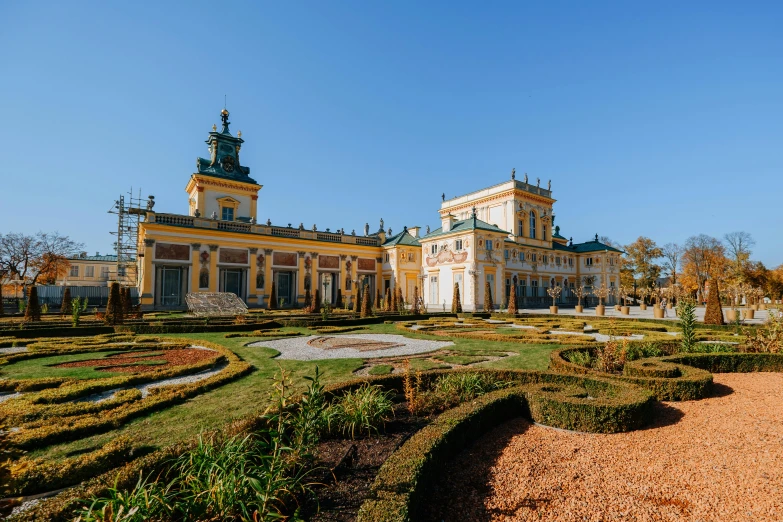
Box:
[361,284,372,318]
[375,288,382,310]
[484,281,494,312]
[336,289,343,308]
[312,289,321,314]
[24,286,41,322]
[396,286,404,312]
[704,279,725,325]
[105,282,123,325]
[385,287,392,311]
[412,286,420,315]
[452,283,462,313]
[508,284,517,314]
[391,285,398,312]
[353,283,361,312]
[268,281,278,309]
[303,289,312,311]
[120,287,131,318]
[61,287,72,316]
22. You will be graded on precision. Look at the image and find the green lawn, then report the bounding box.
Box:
[25,323,559,461]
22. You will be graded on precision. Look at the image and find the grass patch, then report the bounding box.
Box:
[368,364,394,376]
[433,355,490,365]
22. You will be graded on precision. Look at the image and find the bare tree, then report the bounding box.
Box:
[662,243,683,284]
[0,232,83,287]
[723,231,755,280]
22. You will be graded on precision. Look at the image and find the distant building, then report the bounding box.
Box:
[136,109,622,310]
[55,252,136,287]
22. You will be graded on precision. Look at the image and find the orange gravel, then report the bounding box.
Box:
[427,373,783,522]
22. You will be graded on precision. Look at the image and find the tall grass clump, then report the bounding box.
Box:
[332,384,394,438]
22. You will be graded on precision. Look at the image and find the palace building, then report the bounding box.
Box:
[137,110,622,311]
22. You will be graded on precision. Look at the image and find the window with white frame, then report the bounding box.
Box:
[85,266,94,277]
[504,249,509,260]
[384,253,389,263]
[455,239,463,251]
[529,212,537,239]
[70,265,79,277]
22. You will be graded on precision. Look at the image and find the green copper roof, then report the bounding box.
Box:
[553,239,623,254]
[383,228,421,247]
[422,216,510,239]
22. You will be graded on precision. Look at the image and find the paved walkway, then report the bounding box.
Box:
[514,306,769,325]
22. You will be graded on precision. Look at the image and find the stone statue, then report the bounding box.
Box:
[194,209,200,217]
[511,168,515,180]
[299,223,304,230]
[209,142,217,166]
[548,179,551,191]
[212,124,217,132]
[388,228,392,235]
[536,178,540,188]
[426,225,430,234]
[313,224,317,231]
[211,211,217,219]
[250,216,256,224]
[364,223,370,236]
[524,172,528,184]
[235,145,241,165]
[441,193,445,201]
[380,217,384,230]
[351,229,356,235]
[266,218,272,226]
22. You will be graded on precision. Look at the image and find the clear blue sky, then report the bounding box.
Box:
[1,2,781,266]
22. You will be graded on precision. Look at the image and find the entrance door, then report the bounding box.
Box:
[160,266,183,306]
[276,272,294,307]
[319,273,338,304]
[429,276,438,306]
[220,269,244,299]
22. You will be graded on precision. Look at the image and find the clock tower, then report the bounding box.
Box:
[185,109,261,222]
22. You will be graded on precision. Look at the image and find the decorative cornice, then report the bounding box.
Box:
[191,243,201,250]
[208,244,219,252]
[248,247,258,254]
[144,239,155,246]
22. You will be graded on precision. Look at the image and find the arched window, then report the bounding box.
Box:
[529,212,537,239]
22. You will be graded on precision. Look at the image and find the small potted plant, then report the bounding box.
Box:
[547,285,562,314]
[756,287,767,311]
[637,286,649,311]
[652,285,665,319]
[573,283,586,313]
[592,284,609,316]
[619,285,630,315]
[665,285,675,309]
[724,283,739,322]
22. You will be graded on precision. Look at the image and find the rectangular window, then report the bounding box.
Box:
[531,280,539,297]
[555,256,561,266]
[520,279,527,297]
[519,220,524,236]
[504,249,509,260]
[100,266,110,279]
[85,266,94,277]
[568,257,573,267]
[486,240,493,251]
[221,207,234,221]
[431,244,437,255]
[118,266,126,277]
[586,258,593,266]
[455,239,463,251]
[69,265,79,277]
[384,253,389,263]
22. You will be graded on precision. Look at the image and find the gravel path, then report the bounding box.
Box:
[0,346,27,354]
[427,373,783,522]
[249,334,453,360]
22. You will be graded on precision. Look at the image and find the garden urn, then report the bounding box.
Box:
[550,306,559,314]
[575,305,584,313]
[596,305,605,316]
[621,306,630,315]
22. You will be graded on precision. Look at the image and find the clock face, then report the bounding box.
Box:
[221,156,235,173]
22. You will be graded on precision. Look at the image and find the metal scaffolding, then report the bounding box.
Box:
[109,188,154,287]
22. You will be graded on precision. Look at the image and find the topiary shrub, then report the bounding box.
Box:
[451,283,462,314]
[303,288,312,311]
[24,286,41,322]
[384,287,392,312]
[268,281,278,309]
[336,289,343,309]
[60,287,72,316]
[375,288,382,310]
[361,285,372,318]
[312,289,322,314]
[507,283,517,315]
[391,286,398,312]
[484,281,493,312]
[704,279,724,325]
[104,282,123,325]
[411,286,420,315]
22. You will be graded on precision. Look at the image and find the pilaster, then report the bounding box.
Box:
[208,244,219,292]
[248,248,259,305]
[264,249,273,307]
[190,243,201,293]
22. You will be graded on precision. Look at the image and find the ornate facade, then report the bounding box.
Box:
[137,111,621,310]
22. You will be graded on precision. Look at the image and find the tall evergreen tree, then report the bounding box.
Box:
[24,286,41,322]
[385,287,392,311]
[484,281,494,312]
[60,287,72,316]
[396,286,404,311]
[360,284,372,318]
[452,283,462,313]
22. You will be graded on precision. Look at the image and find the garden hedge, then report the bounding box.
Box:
[549,345,713,401]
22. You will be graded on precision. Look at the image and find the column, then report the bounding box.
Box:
[141,238,155,308]
[263,249,273,307]
[208,244,219,292]
[190,243,201,293]
[350,255,358,305]
[248,247,258,305]
[297,251,309,306]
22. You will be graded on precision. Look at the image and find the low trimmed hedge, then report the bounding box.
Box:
[356,370,653,522]
[549,345,713,401]
[660,352,783,373]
